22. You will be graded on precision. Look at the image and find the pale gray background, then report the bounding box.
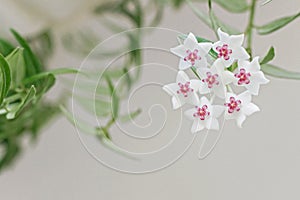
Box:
[0,0,300,199]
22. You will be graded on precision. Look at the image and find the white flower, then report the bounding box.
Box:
[212,28,250,67]
[171,33,212,70]
[185,96,224,133]
[197,59,235,99]
[224,91,260,128]
[233,57,270,95]
[163,71,202,109]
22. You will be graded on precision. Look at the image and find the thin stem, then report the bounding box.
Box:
[191,66,201,80]
[245,0,257,58]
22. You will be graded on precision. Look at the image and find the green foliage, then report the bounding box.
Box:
[261,64,300,80]
[260,46,275,65]
[256,12,300,35]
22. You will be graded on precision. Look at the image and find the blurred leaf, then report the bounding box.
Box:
[256,12,300,35]
[105,75,120,119]
[0,38,14,56]
[5,47,26,88]
[6,85,36,120]
[23,68,79,85]
[74,95,112,117]
[59,105,96,135]
[213,0,248,13]
[187,1,239,34]
[10,29,43,76]
[260,46,275,65]
[0,53,11,105]
[261,64,300,80]
[27,29,53,63]
[119,109,141,123]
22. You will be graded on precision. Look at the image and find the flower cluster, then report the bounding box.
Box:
[163,29,269,133]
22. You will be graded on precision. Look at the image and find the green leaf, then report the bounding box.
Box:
[0,38,14,56]
[23,68,79,85]
[261,64,300,80]
[213,0,248,13]
[10,29,42,76]
[260,46,275,65]
[5,47,26,88]
[6,85,36,119]
[0,53,11,105]
[187,1,239,34]
[256,12,300,35]
[119,109,141,123]
[105,75,120,119]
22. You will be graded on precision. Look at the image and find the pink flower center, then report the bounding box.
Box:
[224,97,241,114]
[177,82,194,97]
[202,72,219,88]
[216,44,232,60]
[193,105,210,120]
[184,49,201,65]
[235,68,251,85]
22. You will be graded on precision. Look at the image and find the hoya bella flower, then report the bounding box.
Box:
[163,71,202,109]
[171,32,212,70]
[197,59,235,99]
[185,96,224,133]
[233,57,270,95]
[212,28,250,67]
[224,91,260,128]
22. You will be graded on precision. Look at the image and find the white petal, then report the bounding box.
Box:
[190,80,202,91]
[212,105,225,118]
[199,81,210,94]
[236,114,246,128]
[213,83,226,99]
[229,34,244,47]
[217,28,229,43]
[170,45,186,58]
[199,96,211,107]
[176,71,190,83]
[163,83,178,96]
[233,46,250,60]
[184,32,198,50]
[238,91,252,104]
[198,42,213,54]
[179,58,192,70]
[247,57,260,72]
[186,92,200,106]
[253,71,270,84]
[191,118,204,133]
[226,92,237,101]
[237,59,250,69]
[172,96,182,109]
[185,108,196,120]
[242,102,260,116]
[197,67,210,79]
[222,71,236,85]
[206,117,219,130]
[194,56,208,68]
[213,58,226,72]
[220,56,235,67]
[245,82,260,95]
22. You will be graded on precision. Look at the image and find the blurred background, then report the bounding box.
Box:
[0,0,300,199]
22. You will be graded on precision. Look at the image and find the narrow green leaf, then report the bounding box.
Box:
[0,53,11,105]
[119,109,141,123]
[23,68,79,85]
[74,95,111,117]
[10,29,42,76]
[261,64,300,80]
[0,38,14,56]
[105,75,120,119]
[6,85,36,119]
[187,1,239,34]
[256,12,300,35]
[5,47,26,88]
[213,0,248,13]
[260,46,275,65]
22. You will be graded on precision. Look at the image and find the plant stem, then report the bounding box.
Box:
[245,0,257,58]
